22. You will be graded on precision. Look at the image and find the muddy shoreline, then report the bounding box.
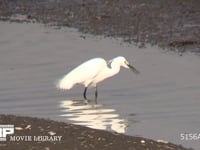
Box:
[0,114,192,150]
[0,0,199,53]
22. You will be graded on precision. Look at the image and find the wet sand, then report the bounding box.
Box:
[0,0,199,53]
[0,22,200,149]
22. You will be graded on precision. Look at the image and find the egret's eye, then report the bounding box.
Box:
[124,60,129,65]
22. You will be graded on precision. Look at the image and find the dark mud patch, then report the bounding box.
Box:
[0,0,199,53]
[0,114,193,150]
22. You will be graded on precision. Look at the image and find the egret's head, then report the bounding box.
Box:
[115,56,140,74]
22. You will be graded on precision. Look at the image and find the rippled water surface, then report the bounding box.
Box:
[0,22,200,149]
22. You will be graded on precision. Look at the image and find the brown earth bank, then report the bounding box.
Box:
[0,114,193,150]
[0,0,199,53]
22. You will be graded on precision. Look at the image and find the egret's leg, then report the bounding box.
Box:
[83,87,88,100]
[95,86,98,103]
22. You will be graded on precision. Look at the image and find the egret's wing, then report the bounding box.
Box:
[59,58,106,89]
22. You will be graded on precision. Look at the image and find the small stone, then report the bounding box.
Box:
[25,125,32,130]
[140,140,145,144]
[157,139,168,144]
[44,147,50,150]
[15,127,23,131]
[48,131,56,136]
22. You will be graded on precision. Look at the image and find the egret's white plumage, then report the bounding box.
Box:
[58,56,139,101]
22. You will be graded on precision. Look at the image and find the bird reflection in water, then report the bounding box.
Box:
[59,100,128,133]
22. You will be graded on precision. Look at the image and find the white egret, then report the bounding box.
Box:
[58,56,139,102]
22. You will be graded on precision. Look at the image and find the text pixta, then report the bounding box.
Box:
[0,125,14,141]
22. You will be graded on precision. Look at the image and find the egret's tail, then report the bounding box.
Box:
[56,77,73,90]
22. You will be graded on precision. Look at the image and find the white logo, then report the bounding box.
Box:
[0,125,14,141]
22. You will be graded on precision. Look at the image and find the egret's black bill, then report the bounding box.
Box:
[128,64,140,74]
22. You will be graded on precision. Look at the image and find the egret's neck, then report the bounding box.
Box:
[106,62,121,78]
[93,62,121,85]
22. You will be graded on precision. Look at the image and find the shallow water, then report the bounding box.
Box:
[0,22,200,149]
